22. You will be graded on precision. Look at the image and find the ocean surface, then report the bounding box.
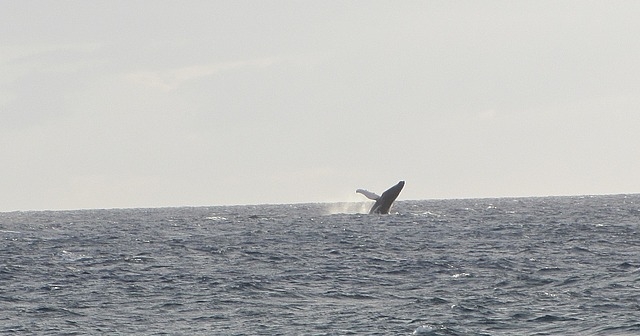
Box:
[2,195,640,335]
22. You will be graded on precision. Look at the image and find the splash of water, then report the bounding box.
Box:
[325,202,370,215]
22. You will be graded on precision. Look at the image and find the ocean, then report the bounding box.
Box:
[1,194,640,335]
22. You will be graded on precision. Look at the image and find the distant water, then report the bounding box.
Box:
[2,195,640,335]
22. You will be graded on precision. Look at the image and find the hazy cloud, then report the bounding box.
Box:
[124,57,284,91]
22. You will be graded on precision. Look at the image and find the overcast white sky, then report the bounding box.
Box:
[2,1,640,211]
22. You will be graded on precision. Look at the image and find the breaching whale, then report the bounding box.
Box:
[356,180,405,214]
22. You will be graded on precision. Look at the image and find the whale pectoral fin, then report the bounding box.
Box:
[356,189,380,200]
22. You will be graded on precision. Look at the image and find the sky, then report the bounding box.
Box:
[2,1,640,211]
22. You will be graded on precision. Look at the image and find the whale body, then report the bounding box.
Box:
[356,180,405,214]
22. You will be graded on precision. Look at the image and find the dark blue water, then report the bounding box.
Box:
[2,195,640,335]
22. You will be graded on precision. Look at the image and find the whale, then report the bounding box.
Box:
[356,180,405,214]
